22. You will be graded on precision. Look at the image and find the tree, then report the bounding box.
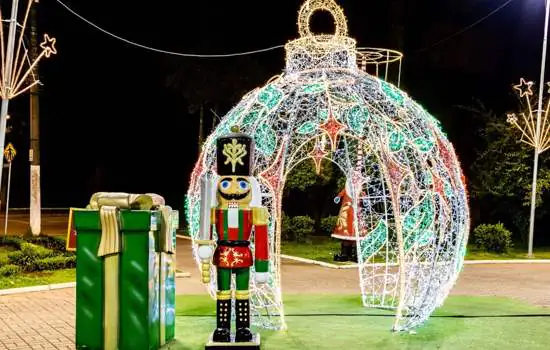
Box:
[283,159,345,234]
[467,100,550,243]
[164,54,272,147]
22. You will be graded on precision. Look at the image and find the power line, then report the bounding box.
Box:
[415,0,518,54]
[55,0,284,58]
[56,0,517,59]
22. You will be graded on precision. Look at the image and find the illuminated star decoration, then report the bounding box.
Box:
[506,113,518,124]
[508,78,550,152]
[513,78,534,98]
[40,34,57,58]
[0,0,58,100]
[310,139,328,175]
[319,110,346,151]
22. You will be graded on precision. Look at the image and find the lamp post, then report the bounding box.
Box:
[507,2,550,258]
[0,0,56,230]
[527,0,550,258]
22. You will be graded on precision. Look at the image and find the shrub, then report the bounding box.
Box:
[0,264,20,276]
[25,235,68,253]
[281,213,292,241]
[320,216,338,236]
[31,256,76,272]
[20,242,55,259]
[1,236,24,249]
[473,223,513,254]
[289,216,315,243]
[7,243,55,271]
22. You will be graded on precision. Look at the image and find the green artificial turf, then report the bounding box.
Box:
[165,294,550,350]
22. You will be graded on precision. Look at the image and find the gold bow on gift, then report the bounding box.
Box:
[88,192,155,211]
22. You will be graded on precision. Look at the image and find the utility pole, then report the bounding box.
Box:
[29,0,41,235]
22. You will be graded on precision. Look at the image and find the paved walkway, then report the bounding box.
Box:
[1,238,549,349]
[0,288,74,349]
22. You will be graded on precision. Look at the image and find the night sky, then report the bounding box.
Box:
[2,0,548,211]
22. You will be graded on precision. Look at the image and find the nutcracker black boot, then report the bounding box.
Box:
[212,296,231,342]
[235,292,253,342]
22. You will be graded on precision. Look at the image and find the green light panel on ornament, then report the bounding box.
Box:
[258,84,284,110]
[360,220,388,260]
[301,83,325,94]
[296,121,318,135]
[346,105,370,134]
[402,193,435,251]
[254,123,277,156]
[381,81,405,106]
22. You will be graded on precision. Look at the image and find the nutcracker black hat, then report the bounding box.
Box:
[216,125,254,176]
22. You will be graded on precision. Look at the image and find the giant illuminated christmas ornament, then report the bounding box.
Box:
[187,0,469,332]
[197,126,268,348]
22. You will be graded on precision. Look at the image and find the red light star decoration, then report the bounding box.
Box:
[319,110,346,151]
[259,139,288,197]
[40,34,57,58]
[513,78,534,98]
[310,139,328,175]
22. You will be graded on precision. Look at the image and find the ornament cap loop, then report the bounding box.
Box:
[298,0,348,38]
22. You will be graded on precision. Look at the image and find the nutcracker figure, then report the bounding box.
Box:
[332,178,362,262]
[197,126,269,346]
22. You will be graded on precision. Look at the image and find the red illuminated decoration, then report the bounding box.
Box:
[259,139,288,197]
[319,110,346,151]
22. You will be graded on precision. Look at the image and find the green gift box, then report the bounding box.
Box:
[75,203,176,350]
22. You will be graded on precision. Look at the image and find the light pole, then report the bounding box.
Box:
[507,1,550,258]
[0,0,56,224]
[528,0,550,258]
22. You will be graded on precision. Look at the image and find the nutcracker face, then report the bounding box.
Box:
[217,176,252,207]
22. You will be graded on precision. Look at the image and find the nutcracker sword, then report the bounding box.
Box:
[197,175,214,284]
[198,175,212,242]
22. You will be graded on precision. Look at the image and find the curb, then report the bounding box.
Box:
[281,254,550,268]
[0,282,76,296]
[179,236,550,268]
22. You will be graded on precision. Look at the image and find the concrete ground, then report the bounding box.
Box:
[0,213,549,348]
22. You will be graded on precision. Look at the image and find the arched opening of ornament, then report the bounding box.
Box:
[281,157,346,249]
[277,134,402,311]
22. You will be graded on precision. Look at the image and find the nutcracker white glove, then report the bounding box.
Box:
[198,245,213,260]
[255,272,269,284]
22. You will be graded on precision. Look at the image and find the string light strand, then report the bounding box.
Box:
[55,0,284,58]
[415,0,518,53]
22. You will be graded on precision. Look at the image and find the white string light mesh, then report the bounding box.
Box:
[186,0,470,332]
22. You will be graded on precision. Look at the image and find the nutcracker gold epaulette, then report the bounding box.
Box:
[252,207,269,225]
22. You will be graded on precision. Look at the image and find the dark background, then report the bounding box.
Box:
[1,0,547,214]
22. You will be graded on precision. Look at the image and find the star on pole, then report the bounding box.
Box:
[319,110,346,151]
[40,34,57,58]
[506,113,518,124]
[513,78,534,98]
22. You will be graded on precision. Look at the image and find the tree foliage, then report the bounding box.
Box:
[467,99,550,241]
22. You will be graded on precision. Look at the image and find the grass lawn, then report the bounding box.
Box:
[0,268,75,289]
[281,236,550,263]
[166,294,550,349]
